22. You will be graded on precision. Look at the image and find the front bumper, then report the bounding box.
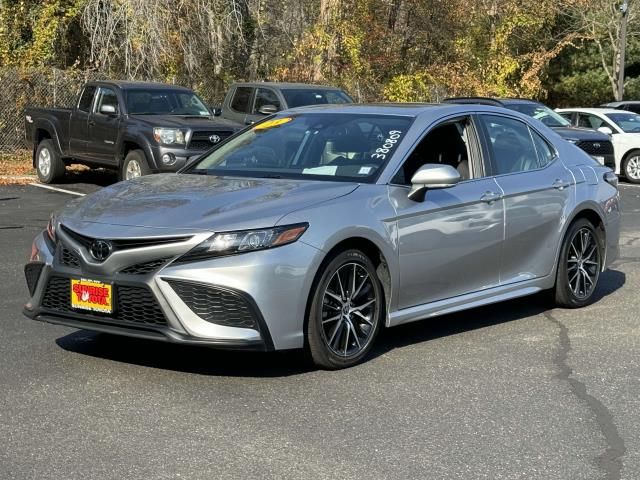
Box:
[149,145,207,172]
[23,228,322,351]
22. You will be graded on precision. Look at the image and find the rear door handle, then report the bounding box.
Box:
[480,191,502,203]
[552,179,571,190]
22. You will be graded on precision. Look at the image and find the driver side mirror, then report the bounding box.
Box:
[258,104,279,115]
[99,104,117,115]
[210,106,222,116]
[597,126,613,135]
[408,164,461,201]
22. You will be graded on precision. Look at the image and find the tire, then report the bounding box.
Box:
[554,219,603,308]
[622,150,640,184]
[35,139,65,184]
[307,249,384,369]
[120,149,151,181]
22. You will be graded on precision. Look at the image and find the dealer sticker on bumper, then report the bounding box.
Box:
[71,278,113,313]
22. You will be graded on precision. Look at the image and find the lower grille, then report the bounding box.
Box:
[576,140,614,155]
[60,247,80,268]
[25,262,45,296]
[167,280,257,329]
[41,276,166,326]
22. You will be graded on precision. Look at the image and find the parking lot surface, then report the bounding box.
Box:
[1,181,640,479]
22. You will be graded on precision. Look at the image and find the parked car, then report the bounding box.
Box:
[600,101,640,114]
[25,81,241,183]
[24,103,620,369]
[220,82,353,125]
[556,107,640,183]
[444,97,616,170]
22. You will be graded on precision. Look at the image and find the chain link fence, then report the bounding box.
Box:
[0,68,226,153]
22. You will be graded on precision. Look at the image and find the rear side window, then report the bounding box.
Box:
[530,129,556,167]
[78,86,96,112]
[480,115,540,175]
[230,87,253,113]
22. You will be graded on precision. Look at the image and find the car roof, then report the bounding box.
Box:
[444,97,544,107]
[602,101,640,106]
[230,82,345,90]
[88,80,194,91]
[556,107,631,115]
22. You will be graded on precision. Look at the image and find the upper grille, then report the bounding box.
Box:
[41,276,167,326]
[119,257,173,275]
[166,280,257,329]
[59,247,80,268]
[576,140,614,155]
[189,131,233,150]
[60,225,191,251]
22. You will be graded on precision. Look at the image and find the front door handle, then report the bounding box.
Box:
[88,120,96,127]
[552,179,571,190]
[480,191,502,203]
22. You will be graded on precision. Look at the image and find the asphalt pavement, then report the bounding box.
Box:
[1,180,640,479]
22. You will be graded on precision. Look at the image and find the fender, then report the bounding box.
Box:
[31,118,64,165]
[117,133,157,170]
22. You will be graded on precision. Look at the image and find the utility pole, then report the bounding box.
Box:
[617,0,629,100]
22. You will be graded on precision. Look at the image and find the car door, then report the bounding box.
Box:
[388,115,504,309]
[87,86,121,165]
[69,85,96,158]
[477,114,573,284]
[247,87,282,124]
[225,86,254,125]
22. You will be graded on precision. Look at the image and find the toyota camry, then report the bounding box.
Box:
[24,103,621,369]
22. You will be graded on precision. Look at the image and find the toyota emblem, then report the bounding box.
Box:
[593,143,600,149]
[90,240,113,261]
[209,134,221,144]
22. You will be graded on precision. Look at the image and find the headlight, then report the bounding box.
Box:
[46,214,57,242]
[566,139,578,144]
[177,223,308,262]
[153,128,186,145]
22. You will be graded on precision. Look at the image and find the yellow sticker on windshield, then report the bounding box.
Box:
[253,117,293,131]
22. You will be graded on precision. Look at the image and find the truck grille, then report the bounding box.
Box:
[41,276,167,326]
[189,131,233,150]
[576,140,614,155]
[166,280,257,329]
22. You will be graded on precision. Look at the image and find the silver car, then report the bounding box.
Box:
[24,104,621,369]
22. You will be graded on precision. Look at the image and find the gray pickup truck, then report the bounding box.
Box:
[25,81,241,183]
[220,82,353,125]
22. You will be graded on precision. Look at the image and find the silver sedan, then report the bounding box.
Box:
[24,104,621,369]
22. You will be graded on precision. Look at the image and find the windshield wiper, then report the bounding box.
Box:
[257,174,282,179]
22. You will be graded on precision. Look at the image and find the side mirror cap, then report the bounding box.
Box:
[210,106,222,116]
[100,104,117,115]
[258,104,279,115]
[408,164,461,201]
[597,126,613,135]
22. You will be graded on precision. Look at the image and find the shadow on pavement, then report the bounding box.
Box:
[54,168,119,188]
[55,269,626,376]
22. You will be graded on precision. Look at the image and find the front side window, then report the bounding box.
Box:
[253,88,281,113]
[577,113,614,131]
[392,118,474,185]
[230,87,253,113]
[95,87,119,114]
[186,113,414,182]
[281,89,353,108]
[78,86,96,112]
[605,112,640,133]
[480,115,540,175]
[126,89,209,116]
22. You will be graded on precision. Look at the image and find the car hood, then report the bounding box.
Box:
[59,174,359,235]
[551,126,610,142]
[130,114,241,131]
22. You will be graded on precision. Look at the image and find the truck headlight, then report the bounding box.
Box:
[153,128,186,145]
[176,223,308,263]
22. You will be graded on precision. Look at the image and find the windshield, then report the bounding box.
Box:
[186,113,413,182]
[281,89,353,108]
[605,113,640,133]
[505,103,570,128]
[126,89,210,116]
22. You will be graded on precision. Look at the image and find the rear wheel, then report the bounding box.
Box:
[35,139,65,184]
[554,219,602,308]
[623,150,640,184]
[120,149,150,181]
[307,250,384,369]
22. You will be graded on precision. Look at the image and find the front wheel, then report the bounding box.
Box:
[307,250,384,369]
[554,219,602,308]
[120,149,151,181]
[623,150,640,184]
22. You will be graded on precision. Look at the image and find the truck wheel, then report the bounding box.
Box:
[36,139,65,184]
[120,150,150,181]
